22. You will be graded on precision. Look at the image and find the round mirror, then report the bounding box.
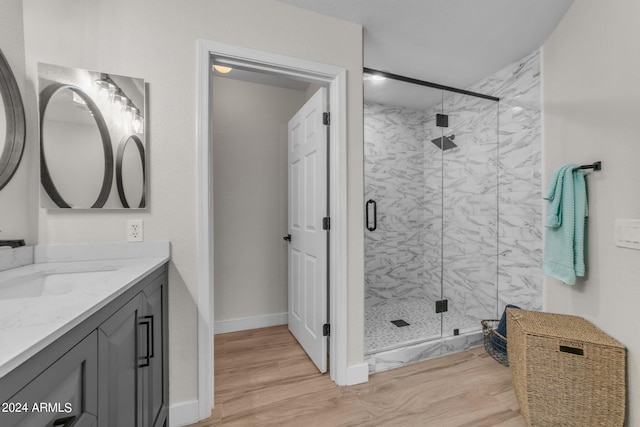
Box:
[40,84,113,208]
[116,134,145,208]
[0,92,6,154]
[0,49,26,191]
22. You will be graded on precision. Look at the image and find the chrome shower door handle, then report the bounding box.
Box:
[366,199,377,231]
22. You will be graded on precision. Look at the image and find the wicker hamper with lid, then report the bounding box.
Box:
[506,308,626,426]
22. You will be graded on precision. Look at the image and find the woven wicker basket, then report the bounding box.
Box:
[481,319,509,366]
[506,308,626,427]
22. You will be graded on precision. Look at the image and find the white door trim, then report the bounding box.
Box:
[196,39,349,421]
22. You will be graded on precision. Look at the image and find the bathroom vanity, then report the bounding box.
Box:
[0,243,169,427]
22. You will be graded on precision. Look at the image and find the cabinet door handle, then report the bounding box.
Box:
[147,315,155,359]
[139,317,151,368]
[53,416,76,427]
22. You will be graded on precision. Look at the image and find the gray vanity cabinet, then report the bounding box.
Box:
[1,331,98,427]
[142,280,167,427]
[0,264,168,427]
[97,277,167,427]
[97,294,145,427]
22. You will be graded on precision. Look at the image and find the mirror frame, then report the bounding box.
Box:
[40,83,114,208]
[116,134,146,208]
[0,49,26,191]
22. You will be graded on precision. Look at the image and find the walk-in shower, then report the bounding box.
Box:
[364,68,500,371]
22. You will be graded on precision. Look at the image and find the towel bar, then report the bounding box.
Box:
[573,161,601,171]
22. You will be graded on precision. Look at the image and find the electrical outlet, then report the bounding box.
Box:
[127,219,143,242]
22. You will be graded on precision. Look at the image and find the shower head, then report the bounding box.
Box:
[431,134,457,150]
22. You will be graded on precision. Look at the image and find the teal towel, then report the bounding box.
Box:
[543,164,588,284]
[545,165,572,228]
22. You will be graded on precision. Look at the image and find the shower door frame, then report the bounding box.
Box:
[363,67,500,352]
[363,68,499,103]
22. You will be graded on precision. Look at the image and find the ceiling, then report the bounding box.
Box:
[278,0,574,108]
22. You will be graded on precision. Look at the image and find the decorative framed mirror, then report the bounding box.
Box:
[40,83,113,208]
[38,63,146,209]
[0,49,26,191]
[116,134,146,208]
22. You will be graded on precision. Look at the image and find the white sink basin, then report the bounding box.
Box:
[0,268,118,300]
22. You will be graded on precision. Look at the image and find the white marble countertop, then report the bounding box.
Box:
[0,242,169,380]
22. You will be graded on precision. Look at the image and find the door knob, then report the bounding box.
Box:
[283,234,291,242]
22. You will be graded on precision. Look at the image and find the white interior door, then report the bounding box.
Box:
[287,87,328,373]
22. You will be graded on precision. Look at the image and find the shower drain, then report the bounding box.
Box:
[390,319,410,327]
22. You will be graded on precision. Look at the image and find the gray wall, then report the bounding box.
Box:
[542,0,640,423]
[212,76,306,326]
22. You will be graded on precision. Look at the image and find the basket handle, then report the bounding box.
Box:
[559,345,584,356]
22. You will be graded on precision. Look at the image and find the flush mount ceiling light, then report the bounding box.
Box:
[212,65,233,74]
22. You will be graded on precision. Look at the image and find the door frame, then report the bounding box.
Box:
[196,39,349,419]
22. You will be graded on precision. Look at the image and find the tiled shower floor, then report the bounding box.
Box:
[365,298,482,355]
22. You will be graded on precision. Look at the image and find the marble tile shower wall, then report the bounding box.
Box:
[364,49,542,317]
[470,50,543,314]
[364,103,427,307]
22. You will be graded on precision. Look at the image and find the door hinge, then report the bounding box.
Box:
[322,217,330,230]
[435,299,448,314]
[436,113,448,128]
[323,323,330,336]
[323,112,330,126]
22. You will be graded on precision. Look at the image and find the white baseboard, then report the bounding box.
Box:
[214,312,288,334]
[169,400,200,427]
[345,362,369,385]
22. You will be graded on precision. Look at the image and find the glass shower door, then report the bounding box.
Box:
[363,75,444,354]
[440,91,499,338]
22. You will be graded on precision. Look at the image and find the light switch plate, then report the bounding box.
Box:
[615,219,640,249]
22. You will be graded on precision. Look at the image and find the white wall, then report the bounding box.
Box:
[0,0,37,245]
[22,0,363,406]
[543,0,640,423]
[212,76,306,326]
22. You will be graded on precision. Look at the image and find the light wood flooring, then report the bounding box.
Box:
[186,325,525,426]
